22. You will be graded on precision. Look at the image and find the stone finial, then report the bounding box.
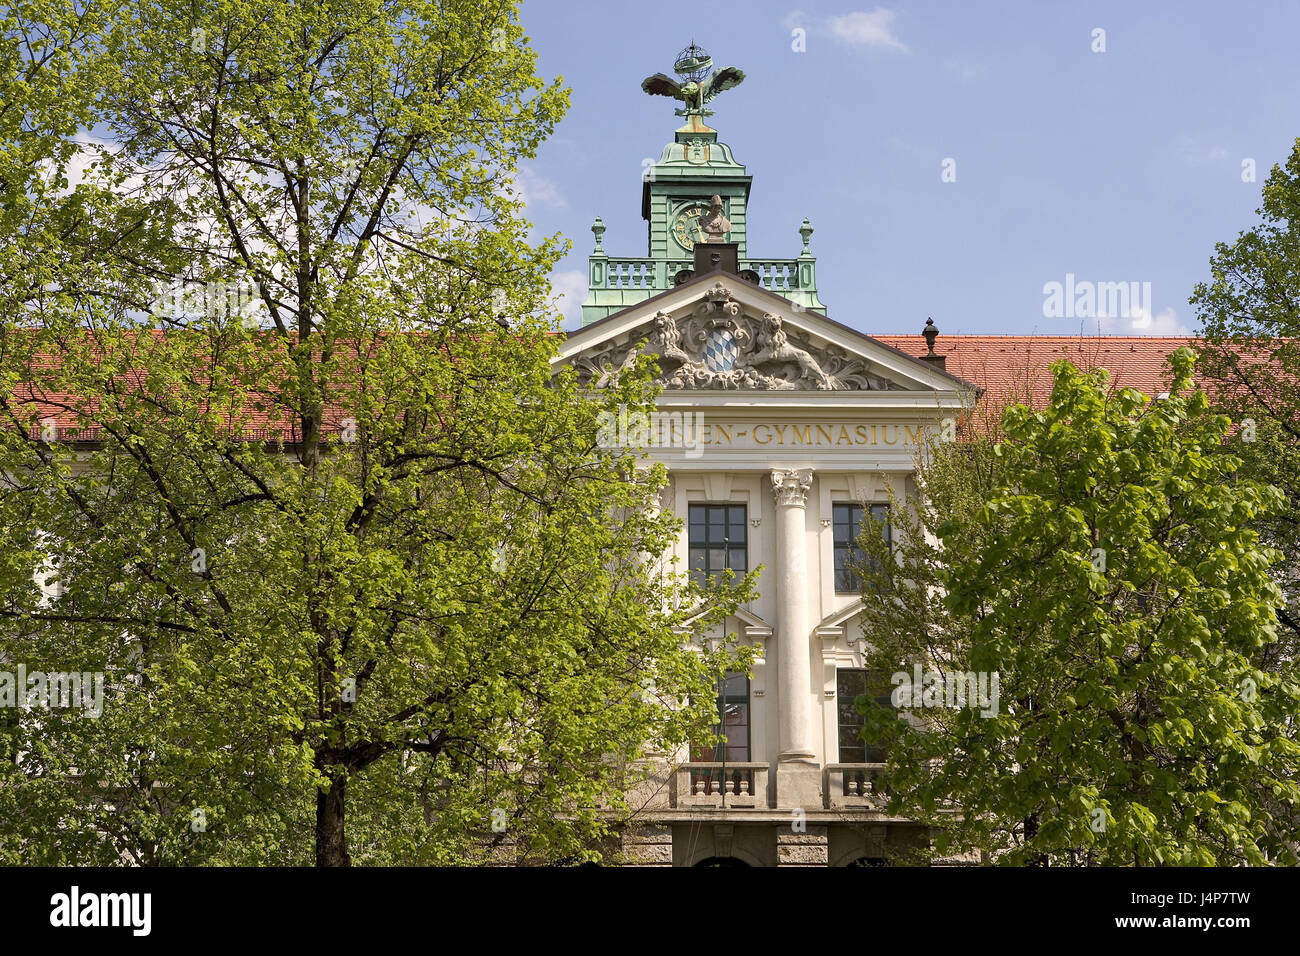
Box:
[770,468,814,508]
[591,216,606,252]
[799,218,813,253]
[923,317,939,356]
[919,318,947,371]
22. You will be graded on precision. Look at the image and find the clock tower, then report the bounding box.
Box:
[642,111,752,260]
[581,43,826,325]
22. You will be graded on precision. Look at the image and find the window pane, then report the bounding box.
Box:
[833,502,889,593]
[690,505,746,583]
[722,705,747,731]
[721,672,750,761]
[838,668,890,763]
[693,672,750,763]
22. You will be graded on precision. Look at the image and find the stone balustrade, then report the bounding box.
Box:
[581,254,825,324]
[824,763,888,808]
[671,762,770,809]
[592,256,811,293]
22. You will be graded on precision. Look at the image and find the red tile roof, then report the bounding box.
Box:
[1,332,1251,443]
[876,334,1199,424]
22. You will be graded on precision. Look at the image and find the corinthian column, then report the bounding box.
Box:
[770,468,820,806]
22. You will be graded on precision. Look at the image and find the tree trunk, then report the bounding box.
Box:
[1024,814,1045,866]
[315,774,351,866]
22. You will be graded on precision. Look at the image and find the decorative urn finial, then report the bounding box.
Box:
[923,317,939,355]
[799,217,814,253]
[591,216,605,252]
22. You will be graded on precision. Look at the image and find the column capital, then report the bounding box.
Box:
[770,468,814,508]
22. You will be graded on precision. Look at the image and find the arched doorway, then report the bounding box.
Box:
[693,856,750,867]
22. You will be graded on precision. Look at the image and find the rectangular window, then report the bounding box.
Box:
[833,502,890,593]
[837,668,892,764]
[688,504,747,586]
[691,671,751,763]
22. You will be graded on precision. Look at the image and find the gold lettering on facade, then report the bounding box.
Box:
[656,421,925,447]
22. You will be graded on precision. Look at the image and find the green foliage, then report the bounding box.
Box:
[1192,138,1300,651]
[0,0,753,865]
[855,350,1300,865]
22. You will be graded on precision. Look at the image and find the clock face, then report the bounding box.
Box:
[672,202,712,251]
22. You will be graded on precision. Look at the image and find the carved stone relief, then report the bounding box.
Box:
[571,283,897,391]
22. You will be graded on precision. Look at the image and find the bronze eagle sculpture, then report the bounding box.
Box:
[641,65,745,117]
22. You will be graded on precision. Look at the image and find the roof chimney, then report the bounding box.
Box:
[918,317,946,371]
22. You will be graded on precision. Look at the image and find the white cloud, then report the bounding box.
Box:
[514,167,565,208]
[1176,135,1230,167]
[829,9,908,52]
[785,7,908,53]
[1100,305,1191,336]
[35,133,120,196]
[549,269,588,329]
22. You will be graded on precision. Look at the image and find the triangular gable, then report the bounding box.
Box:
[558,271,975,394]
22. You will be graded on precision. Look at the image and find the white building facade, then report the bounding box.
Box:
[559,268,972,867]
[553,47,989,862]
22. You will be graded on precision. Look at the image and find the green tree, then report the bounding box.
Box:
[1193,139,1300,650]
[0,0,752,866]
[855,350,1300,865]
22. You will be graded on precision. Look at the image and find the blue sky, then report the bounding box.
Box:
[517,0,1300,335]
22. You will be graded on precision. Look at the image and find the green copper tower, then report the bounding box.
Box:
[580,43,827,326]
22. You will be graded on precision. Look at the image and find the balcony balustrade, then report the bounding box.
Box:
[581,252,825,325]
[671,762,770,809]
[593,257,809,294]
[824,763,888,809]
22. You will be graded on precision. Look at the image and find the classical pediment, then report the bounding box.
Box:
[558,275,966,395]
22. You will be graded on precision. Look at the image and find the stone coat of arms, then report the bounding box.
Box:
[573,283,895,391]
